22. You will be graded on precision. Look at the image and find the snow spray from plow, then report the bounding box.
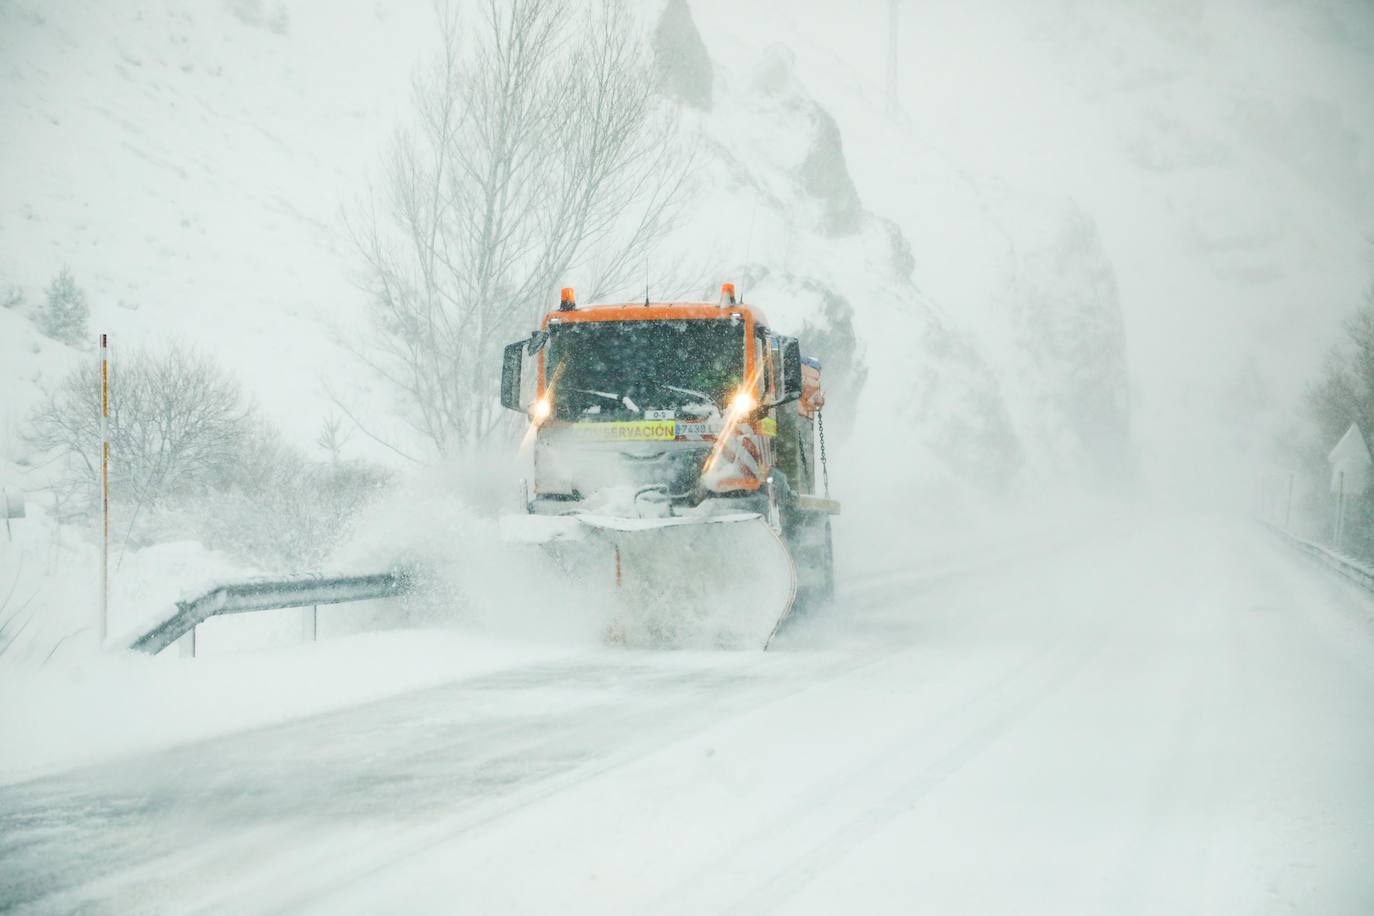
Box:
[502,513,797,649]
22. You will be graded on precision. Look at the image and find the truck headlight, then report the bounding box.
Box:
[729,389,756,414]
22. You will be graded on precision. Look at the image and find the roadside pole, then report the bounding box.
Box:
[99,334,109,646]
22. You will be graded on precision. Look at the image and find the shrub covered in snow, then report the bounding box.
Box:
[351,0,692,456]
[194,420,390,571]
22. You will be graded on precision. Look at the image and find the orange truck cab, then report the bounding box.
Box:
[500,284,834,524]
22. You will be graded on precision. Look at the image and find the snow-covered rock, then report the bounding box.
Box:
[653,0,713,110]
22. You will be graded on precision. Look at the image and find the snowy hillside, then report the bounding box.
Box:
[0,0,417,442]
[3,0,1374,610]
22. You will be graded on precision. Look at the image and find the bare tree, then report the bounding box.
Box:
[1306,281,1374,447]
[27,344,253,538]
[316,412,353,464]
[346,0,693,456]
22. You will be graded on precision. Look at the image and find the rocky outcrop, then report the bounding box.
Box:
[1005,204,1134,486]
[653,0,713,110]
[797,105,864,237]
[911,311,1026,492]
[749,45,864,238]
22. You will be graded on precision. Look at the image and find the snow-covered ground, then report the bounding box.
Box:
[0,629,571,786]
[2,513,1373,914]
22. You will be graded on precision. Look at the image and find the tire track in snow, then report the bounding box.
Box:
[259,643,940,916]
[0,528,1124,914]
[651,524,1151,913]
[710,606,1125,915]
[0,640,923,914]
[0,658,785,913]
[235,559,1014,914]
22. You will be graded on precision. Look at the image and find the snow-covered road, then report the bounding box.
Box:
[3,516,1373,914]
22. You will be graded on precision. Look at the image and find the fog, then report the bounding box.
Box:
[794,0,1374,509]
[6,1,1372,510]
[2,1,1374,911]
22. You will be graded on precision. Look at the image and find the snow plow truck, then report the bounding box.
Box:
[499,283,839,648]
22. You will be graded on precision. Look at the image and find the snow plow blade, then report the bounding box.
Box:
[501,513,796,649]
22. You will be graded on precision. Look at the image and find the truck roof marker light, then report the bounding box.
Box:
[720,282,736,307]
[559,287,576,311]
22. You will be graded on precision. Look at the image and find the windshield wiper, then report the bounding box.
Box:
[649,381,713,404]
[562,386,640,413]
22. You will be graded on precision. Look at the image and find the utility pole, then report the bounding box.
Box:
[99,333,109,646]
[885,0,900,117]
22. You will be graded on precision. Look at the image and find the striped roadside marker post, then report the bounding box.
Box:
[99,333,109,646]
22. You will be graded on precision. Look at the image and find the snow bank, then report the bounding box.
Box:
[0,628,567,786]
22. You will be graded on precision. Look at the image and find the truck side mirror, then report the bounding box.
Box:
[501,340,524,411]
[781,338,803,400]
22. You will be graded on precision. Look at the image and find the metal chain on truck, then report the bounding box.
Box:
[817,410,830,498]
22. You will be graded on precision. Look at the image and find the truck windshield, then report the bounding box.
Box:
[546,319,745,419]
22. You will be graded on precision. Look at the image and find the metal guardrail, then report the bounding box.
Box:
[1268,524,1374,592]
[129,569,413,656]
[1,488,23,541]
